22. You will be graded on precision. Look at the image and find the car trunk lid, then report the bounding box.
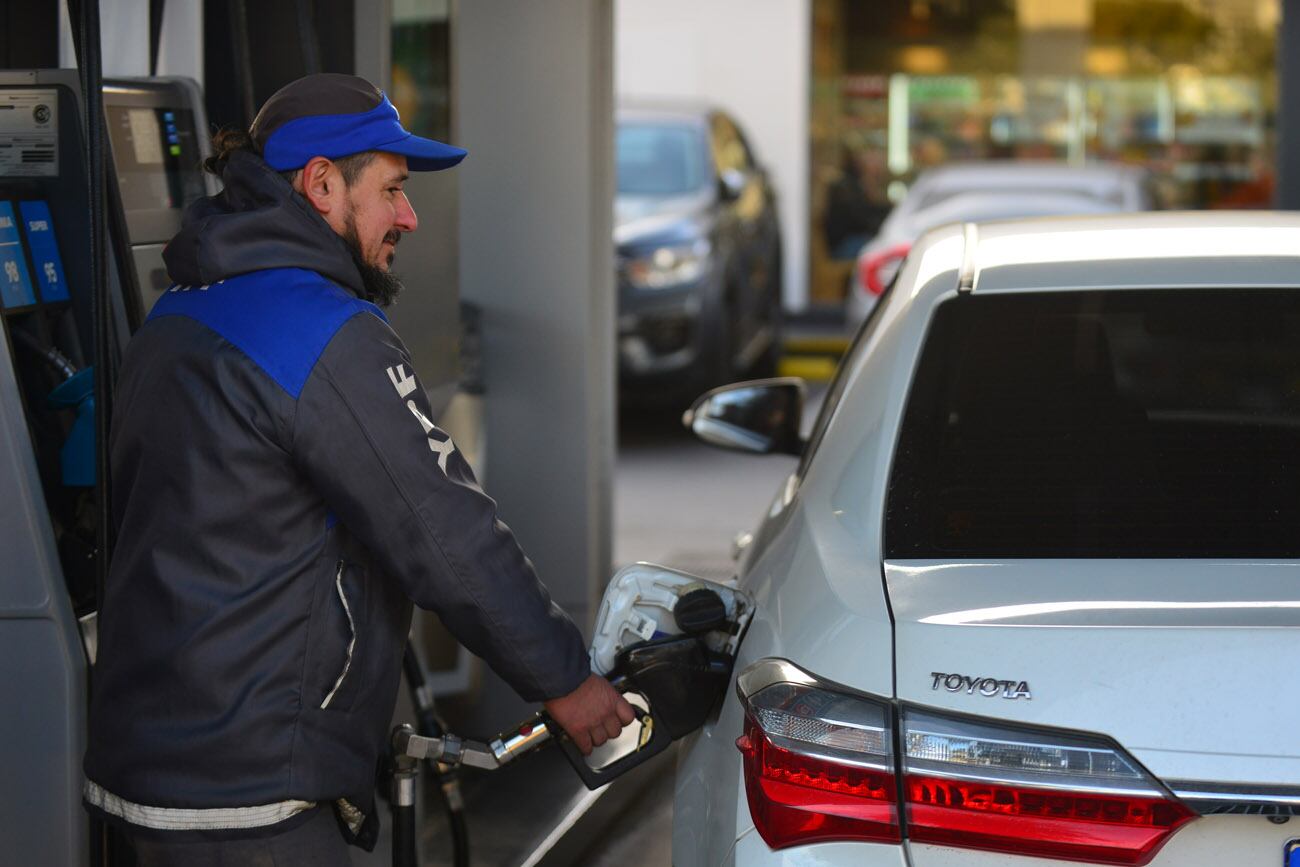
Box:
[885,559,1300,791]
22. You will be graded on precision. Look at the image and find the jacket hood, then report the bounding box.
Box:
[163,150,364,295]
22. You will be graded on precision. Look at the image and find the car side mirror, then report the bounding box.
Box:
[718,168,746,202]
[682,377,806,456]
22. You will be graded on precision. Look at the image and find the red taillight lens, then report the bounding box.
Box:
[737,682,899,849]
[908,776,1192,865]
[858,242,912,296]
[736,661,1197,862]
[902,709,1196,866]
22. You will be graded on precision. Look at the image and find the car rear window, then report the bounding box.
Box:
[885,290,1300,558]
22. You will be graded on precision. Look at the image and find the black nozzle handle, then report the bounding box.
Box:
[544,680,672,790]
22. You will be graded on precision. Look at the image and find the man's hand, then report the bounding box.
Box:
[544,673,637,756]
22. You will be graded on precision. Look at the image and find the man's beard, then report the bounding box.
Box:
[341,215,404,308]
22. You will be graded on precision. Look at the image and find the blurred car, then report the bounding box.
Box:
[616,103,783,403]
[847,162,1153,327]
[674,211,1300,867]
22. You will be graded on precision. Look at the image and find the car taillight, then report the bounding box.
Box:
[735,661,1199,864]
[858,242,912,296]
[736,681,899,849]
[902,707,1196,866]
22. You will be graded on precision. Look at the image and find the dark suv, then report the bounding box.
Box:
[616,103,783,404]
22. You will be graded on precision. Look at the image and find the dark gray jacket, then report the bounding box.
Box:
[83,151,589,848]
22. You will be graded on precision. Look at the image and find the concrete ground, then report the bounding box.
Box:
[613,405,801,580]
[577,756,676,866]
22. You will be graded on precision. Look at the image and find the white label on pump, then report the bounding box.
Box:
[0,89,58,178]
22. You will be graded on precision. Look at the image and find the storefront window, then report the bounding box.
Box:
[810,0,1279,304]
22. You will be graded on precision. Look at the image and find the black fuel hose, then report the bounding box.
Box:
[391,804,418,867]
[68,1,114,861]
[445,790,469,867]
[71,0,112,601]
[294,0,323,75]
[390,751,419,867]
[402,644,470,867]
[228,0,257,126]
[12,330,78,381]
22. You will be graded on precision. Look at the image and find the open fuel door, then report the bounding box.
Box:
[564,563,755,789]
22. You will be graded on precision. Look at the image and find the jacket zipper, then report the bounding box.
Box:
[321,560,357,709]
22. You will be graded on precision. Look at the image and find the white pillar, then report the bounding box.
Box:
[455,0,615,722]
[354,0,393,89]
[60,0,148,74]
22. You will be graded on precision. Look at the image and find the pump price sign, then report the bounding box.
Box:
[0,202,36,309]
[19,201,68,303]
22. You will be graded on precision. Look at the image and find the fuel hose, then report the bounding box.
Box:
[402,643,470,867]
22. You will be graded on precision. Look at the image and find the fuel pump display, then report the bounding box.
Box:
[105,103,206,212]
[102,78,217,312]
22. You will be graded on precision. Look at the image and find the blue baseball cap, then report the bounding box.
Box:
[250,73,466,172]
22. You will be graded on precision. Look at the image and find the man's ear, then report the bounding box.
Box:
[299,156,342,217]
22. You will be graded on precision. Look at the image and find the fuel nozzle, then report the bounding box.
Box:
[588,564,751,676]
[395,712,555,770]
[488,714,554,765]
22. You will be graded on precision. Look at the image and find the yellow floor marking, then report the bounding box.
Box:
[778,356,839,382]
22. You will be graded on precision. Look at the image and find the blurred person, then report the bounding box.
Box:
[824,148,891,259]
[913,134,950,171]
[82,73,633,866]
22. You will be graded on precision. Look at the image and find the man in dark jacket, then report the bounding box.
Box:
[83,73,633,864]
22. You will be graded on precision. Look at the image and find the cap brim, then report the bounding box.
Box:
[379,133,467,171]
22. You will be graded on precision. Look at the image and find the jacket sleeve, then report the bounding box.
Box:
[292,310,590,702]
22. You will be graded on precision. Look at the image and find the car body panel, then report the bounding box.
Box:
[673,505,900,866]
[672,653,750,865]
[672,231,964,867]
[972,212,1300,293]
[886,560,1300,785]
[908,814,1300,867]
[734,831,910,866]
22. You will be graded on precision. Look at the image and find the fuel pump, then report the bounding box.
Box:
[0,3,219,864]
[0,66,119,867]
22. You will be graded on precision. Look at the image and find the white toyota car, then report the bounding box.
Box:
[673,212,1300,867]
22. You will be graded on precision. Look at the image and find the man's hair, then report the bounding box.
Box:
[203,127,377,187]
